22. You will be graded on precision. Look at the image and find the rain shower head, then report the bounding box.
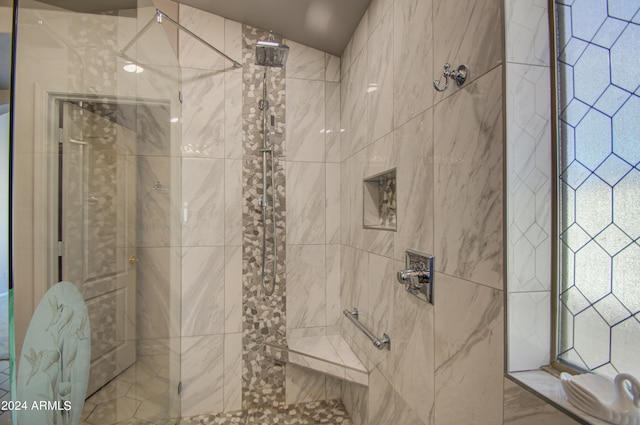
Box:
[255,34,289,67]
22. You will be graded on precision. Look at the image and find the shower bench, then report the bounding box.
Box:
[264,334,368,386]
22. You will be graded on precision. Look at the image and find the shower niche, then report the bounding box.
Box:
[363,168,397,231]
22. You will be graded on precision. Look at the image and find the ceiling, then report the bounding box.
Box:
[12,0,370,56]
[0,0,369,102]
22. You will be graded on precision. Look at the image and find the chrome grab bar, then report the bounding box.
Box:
[343,308,390,351]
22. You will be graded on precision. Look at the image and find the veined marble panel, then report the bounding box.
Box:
[137,156,170,248]
[326,163,341,245]
[348,49,370,155]
[286,244,326,329]
[181,335,225,416]
[393,0,434,128]
[225,159,243,246]
[225,68,243,159]
[224,333,243,412]
[393,275,435,423]
[368,0,394,38]
[352,11,369,62]
[181,246,225,336]
[433,0,503,103]
[326,82,342,163]
[326,54,341,83]
[393,111,434,262]
[178,4,225,70]
[367,254,395,382]
[433,66,504,289]
[368,368,394,425]
[505,0,550,66]
[434,273,504,425]
[340,65,353,162]
[286,161,325,245]
[393,389,427,425]
[286,78,326,162]
[182,157,225,247]
[137,247,172,340]
[367,6,394,145]
[181,68,225,158]
[341,380,368,425]
[225,246,243,334]
[326,245,341,327]
[286,40,326,81]
[285,364,326,405]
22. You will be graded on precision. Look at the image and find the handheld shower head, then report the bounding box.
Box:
[255,32,289,67]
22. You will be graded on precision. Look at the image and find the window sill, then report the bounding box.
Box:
[507,369,614,425]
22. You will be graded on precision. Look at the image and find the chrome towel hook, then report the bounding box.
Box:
[433,63,469,92]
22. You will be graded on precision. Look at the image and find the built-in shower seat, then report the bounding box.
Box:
[264,334,368,386]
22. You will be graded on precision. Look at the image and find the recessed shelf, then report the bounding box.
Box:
[363,168,397,231]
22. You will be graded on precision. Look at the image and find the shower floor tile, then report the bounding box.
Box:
[180,399,354,425]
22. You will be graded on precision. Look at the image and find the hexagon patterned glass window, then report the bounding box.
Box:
[556,0,640,378]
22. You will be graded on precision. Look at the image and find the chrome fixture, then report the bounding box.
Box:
[257,31,288,296]
[255,32,289,67]
[433,63,469,92]
[343,308,391,351]
[119,9,242,69]
[397,250,435,304]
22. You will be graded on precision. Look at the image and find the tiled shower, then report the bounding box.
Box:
[6,0,590,423]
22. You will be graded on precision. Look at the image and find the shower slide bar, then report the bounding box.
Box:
[119,9,242,69]
[343,308,391,351]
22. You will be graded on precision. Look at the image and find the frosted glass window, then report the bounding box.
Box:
[556,0,640,378]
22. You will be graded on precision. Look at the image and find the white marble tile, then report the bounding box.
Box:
[137,247,171,340]
[368,0,394,38]
[393,389,428,425]
[224,19,242,63]
[342,380,369,425]
[181,68,225,158]
[433,67,504,289]
[224,332,242,412]
[326,54,341,83]
[182,158,225,246]
[349,49,370,154]
[433,0,503,103]
[366,253,395,380]
[224,246,242,334]
[137,156,170,248]
[181,335,224,416]
[504,377,581,425]
[508,291,551,372]
[326,163,341,245]
[352,10,369,61]
[225,69,243,159]
[285,364,326,405]
[369,368,394,425]
[341,38,353,83]
[286,244,326,329]
[351,250,371,353]
[286,161,325,244]
[341,161,351,245]
[326,245,341,327]
[393,275,435,422]
[505,0,550,66]
[179,4,225,70]
[434,273,504,425]
[286,78,326,162]
[367,5,394,145]
[340,66,353,162]
[393,111,434,262]
[286,40,326,80]
[393,0,434,128]
[326,82,342,163]
[181,246,225,336]
[225,159,242,246]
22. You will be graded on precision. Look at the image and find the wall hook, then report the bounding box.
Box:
[433,63,469,92]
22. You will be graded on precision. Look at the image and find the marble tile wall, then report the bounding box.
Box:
[284,39,342,405]
[504,0,553,373]
[177,4,244,417]
[339,0,506,424]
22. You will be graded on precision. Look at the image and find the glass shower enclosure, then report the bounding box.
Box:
[10,1,182,423]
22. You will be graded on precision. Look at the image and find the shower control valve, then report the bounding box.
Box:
[397,250,435,304]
